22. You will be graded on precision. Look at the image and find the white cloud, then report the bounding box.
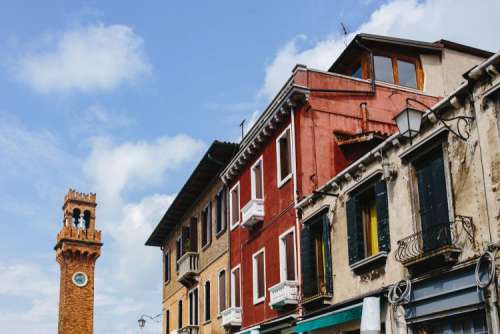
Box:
[260,0,500,99]
[17,23,151,94]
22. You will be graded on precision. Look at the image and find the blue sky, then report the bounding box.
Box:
[0,1,499,333]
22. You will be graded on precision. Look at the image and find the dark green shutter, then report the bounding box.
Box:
[322,215,333,294]
[301,225,318,297]
[346,195,364,265]
[375,180,390,252]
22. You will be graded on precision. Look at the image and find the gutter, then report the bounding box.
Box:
[466,52,500,80]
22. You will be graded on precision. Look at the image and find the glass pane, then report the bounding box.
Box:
[219,271,226,311]
[257,253,265,298]
[234,269,240,307]
[253,162,263,199]
[231,188,239,224]
[285,233,295,281]
[397,60,417,88]
[352,64,362,79]
[374,55,394,83]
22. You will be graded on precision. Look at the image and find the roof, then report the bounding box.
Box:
[329,33,493,72]
[145,140,239,247]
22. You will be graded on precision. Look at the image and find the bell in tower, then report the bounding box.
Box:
[55,189,103,334]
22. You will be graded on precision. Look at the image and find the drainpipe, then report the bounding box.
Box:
[290,104,303,318]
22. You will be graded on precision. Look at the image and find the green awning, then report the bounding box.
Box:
[294,305,362,332]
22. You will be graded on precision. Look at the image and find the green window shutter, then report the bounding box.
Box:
[301,225,318,297]
[375,180,390,252]
[346,196,364,264]
[322,215,333,294]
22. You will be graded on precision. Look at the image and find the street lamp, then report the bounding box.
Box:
[394,98,475,143]
[137,314,161,330]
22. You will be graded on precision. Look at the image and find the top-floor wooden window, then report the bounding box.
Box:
[373,54,421,90]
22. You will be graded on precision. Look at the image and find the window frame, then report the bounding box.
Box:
[250,156,264,200]
[230,265,241,308]
[215,187,226,236]
[164,249,171,284]
[229,182,240,230]
[279,227,297,283]
[372,52,423,90]
[201,201,212,250]
[204,280,211,323]
[217,269,227,315]
[188,287,199,326]
[175,236,182,272]
[165,309,170,334]
[276,125,293,188]
[252,248,266,304]
[177,300,183,329]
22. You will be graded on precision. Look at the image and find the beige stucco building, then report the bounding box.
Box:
[147,141,238,334]
[295,52,500,334]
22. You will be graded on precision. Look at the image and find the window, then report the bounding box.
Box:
[204,281,211,322]
[166,310,170,334]
[397,60,417,89]
[374,55,419,89]
[178,300,183,329]
[201,202,212,248]
[215,188,226,234]
[229,183,240,229]
[346,179,390,265]
[276,127,292,186]
[252,249,266,304]
[218,270,226,313]
[188,288,198,326]
[279,228,296,282]
[175,237,181,271]
[231,266,241,308]
[352,63,362,79]
[301,212,333,299]
[414,147,451,251]
[164,250,171,283]
[251,157,264,200]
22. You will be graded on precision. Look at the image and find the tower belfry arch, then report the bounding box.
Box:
[55,189,102,334]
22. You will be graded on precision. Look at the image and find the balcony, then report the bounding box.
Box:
[221,307,242,327]
[177,325,199,334]
[269,280,299,309]
[177,252,199,285]
[241,199,264,228]
[395,216,475,273]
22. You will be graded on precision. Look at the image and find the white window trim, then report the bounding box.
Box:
[204,280,211,322]
[250,156,264,200]
[252,248,266,304]
[188,287,199,326]
[230,265,241,308]
[164,250,171,284]
[278,227,297,283]
[217,268,226,315]
[201,201,211,249]
[229,182,240,230]
[276,125,293,188]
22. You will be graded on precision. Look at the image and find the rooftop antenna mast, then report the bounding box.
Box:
[239,119,245,140]
[340,22,350,47]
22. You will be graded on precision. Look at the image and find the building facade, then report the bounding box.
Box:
[147,141,238,334]
[55,190,102,334]
[295,51,500,334]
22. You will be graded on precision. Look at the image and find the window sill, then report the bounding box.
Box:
[230,221,240,231]
[277,173,292,189]
[350,251,388,273]
[215,228,226,239]
[202,320,211,326]
[253,297,265,305]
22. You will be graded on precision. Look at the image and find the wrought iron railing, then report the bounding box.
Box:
[395,215,474,264]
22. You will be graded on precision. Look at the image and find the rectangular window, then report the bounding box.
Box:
[229,183,240,229]
[352,64,362,79]
[178,300,182,329]
[218,270,226,313]
[166,310,170,334]
[252,249,266,304]
[374,55,394,84]
[176,237,181,271]
[201,202,212,248]
[301,213,333,298]
[414,147,451,251]
[279,228,296,282]
[276,127,292,186]
[231,266,241,308]
[215,188,226,234]
[188,288,198,326]
[164,250,171,283]
[397,59,417,89]
[251,157,264,200]
[346,179,390,265]
[204,281,211,322]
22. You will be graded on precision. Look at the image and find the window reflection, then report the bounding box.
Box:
[374,56,394,83]
[398,60,417,88]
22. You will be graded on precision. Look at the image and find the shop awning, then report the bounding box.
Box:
[294,303,362,332]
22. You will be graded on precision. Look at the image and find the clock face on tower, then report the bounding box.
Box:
[72,272,88,287]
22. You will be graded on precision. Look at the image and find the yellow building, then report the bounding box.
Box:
[147,141,238,334]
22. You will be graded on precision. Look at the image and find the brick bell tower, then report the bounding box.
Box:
[55,189,102,334]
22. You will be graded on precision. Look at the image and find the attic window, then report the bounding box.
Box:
[374,56,394,84]
[397,60,417,89]
[374,54,420,89]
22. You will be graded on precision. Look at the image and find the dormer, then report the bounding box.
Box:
[329,34,492,96]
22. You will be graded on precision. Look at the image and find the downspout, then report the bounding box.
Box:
[290,104,303,318]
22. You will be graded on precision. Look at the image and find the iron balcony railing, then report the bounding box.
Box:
[395,215,475,264]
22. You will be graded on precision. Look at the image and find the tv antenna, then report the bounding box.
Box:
[239,119,245,140]
[340,22,350,46]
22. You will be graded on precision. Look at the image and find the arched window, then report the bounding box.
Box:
[72,208,81,228]
[83,210,91,230]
